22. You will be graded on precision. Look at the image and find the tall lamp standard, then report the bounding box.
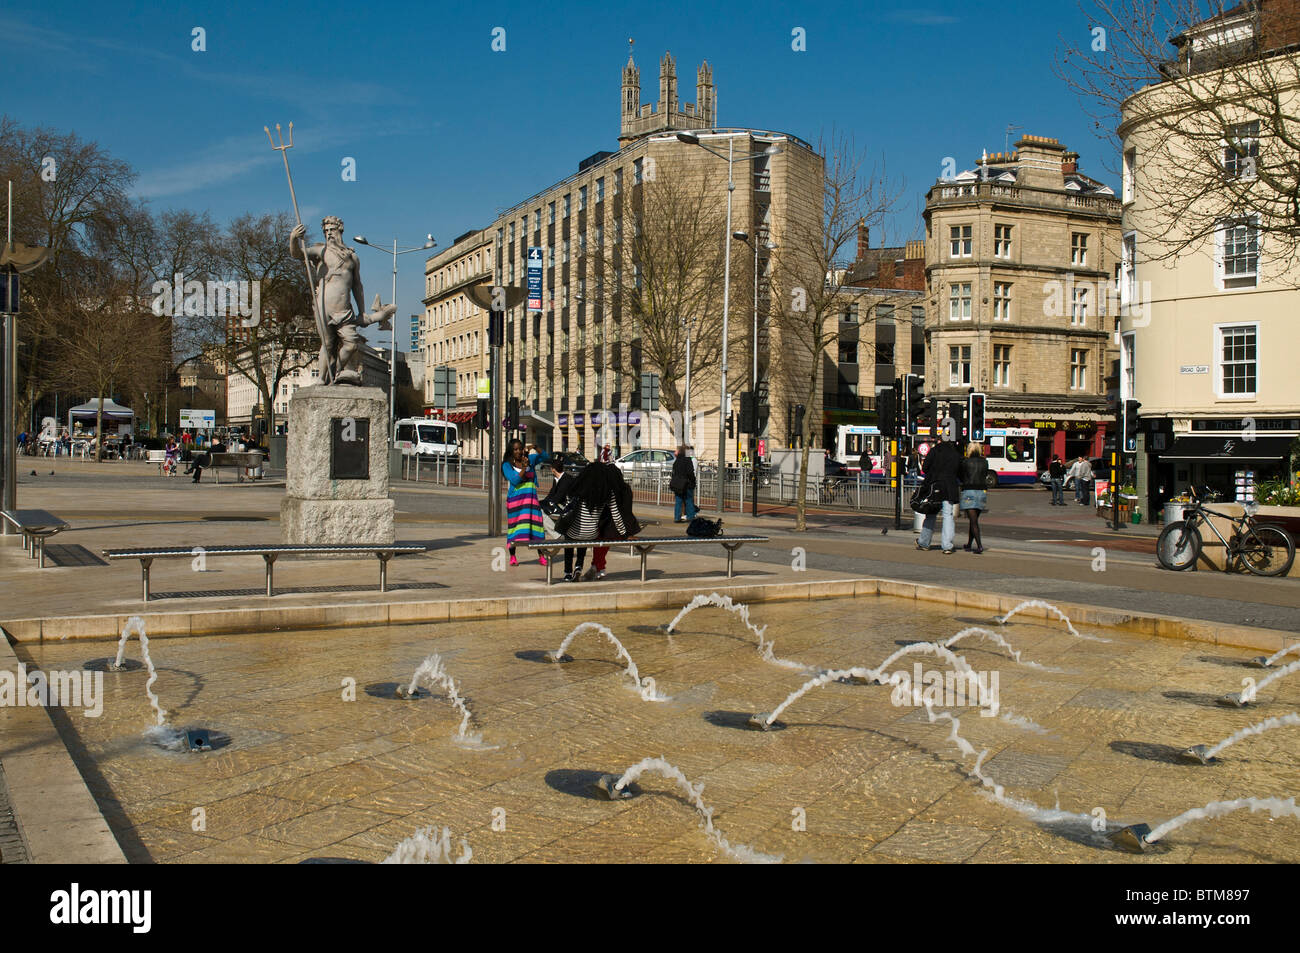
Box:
[733,230,777,517]
[679,314,697,447]
[354,234,436,435]
[675,133,780,514]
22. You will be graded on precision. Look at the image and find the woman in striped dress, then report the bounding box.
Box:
[502,439,549,566]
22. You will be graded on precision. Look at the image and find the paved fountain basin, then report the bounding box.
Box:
[15,595,1300,864]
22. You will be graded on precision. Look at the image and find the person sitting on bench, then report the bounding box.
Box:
[558,461,641,582]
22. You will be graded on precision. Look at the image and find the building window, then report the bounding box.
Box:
[1123,148,1137,203]
[949,225,972,258]
[1122,332,1135,402]
[634,159,643,185]
[993,224,1012,258]
[838,341,858,363]
[1071,285,1088,325]
[548,202,555,225]
[563,239,570,263]
[993,344,1011,387]
[992,282,1012,321]
[948,345,971,386]
[1224,120,1259,179]
[1121,232,1137,307]
[613,219,622,243]
[1218,324,1257,396]
[579,186,587,211]
[563,194,571,217]
[534,209,541,233]
[614,169,622,195]
[1071,233,1088,266]
[948,282,972,320]
[594,224,603,247]
[596,177,604,203]
[1070,348,1088,390]
[1219,218,1259,286]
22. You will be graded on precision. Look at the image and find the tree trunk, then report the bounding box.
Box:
[95,391,104,463]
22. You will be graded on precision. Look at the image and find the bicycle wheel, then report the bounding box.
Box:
[1156,520,1202,571]
[1238,525,1296,577]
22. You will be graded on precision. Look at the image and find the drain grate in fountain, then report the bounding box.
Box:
[0,762,30,864]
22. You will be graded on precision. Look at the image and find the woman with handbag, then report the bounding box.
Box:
[917,433,962,553]
[959,442,989,554]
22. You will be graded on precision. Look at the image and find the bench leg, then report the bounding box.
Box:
[378,552,391,593]
[264,554,277,597]
[141,558,153,602]
[38,536,46,568]
[634,545,654,583]
[546,550,554,586]
[723,541,742,578]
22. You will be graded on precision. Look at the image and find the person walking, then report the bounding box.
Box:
[917,432,962,553]
[670,445,697,523]
[1074,454,1094,506]
[503,439,549,566]
[959,442,989,554]
[1049,455,1066,505]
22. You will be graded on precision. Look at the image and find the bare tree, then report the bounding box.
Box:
[1059,0,1300,279]
[600,170,728,424]
[771,135,899,531]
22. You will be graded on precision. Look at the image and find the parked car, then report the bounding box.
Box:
[614,448,675,474]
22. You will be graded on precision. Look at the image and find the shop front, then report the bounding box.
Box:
[1153,434,1293,504]
[988,417,1107,470]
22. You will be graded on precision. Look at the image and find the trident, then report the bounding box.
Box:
[265,122,331,382]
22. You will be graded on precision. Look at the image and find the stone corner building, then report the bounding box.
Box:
[923,134,1122,467]
[420,50,823,463]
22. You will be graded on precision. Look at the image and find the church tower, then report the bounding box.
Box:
[659,51,678,117]
[696,60,715,127]
[621,49,640,131]
[619,48,717,147]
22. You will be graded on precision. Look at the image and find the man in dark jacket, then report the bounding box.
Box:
[670,446,697,523]
[1048,455,1066,505]
[917,435,962,553]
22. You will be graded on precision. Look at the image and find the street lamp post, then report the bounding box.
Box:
[675,133,780,514]
[679,314,696,446]
[354,234,436,435]
[733,230,777,517]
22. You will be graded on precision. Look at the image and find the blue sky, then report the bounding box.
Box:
[4,0,1113,351]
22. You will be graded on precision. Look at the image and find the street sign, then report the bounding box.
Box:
[527,247,543,311]
[179,409,215,430]
[477,377,490,398]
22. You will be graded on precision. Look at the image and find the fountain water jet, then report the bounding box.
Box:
[662,593,806,671]
[398,654,480,739]
[942,626,1057,671]
[1218,658,1300,707]
[995,599,1108,642]
[545,622,669,701]
[1111,797,1300,853]
[1252,642,1300,669]
[111,616,167,727]
[1181,712,1300,764]
[592,756,781,864]
[382,826,472,864]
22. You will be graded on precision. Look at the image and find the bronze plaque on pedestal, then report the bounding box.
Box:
[330,417,370,480]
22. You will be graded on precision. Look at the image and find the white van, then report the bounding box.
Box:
[394,418,460,457]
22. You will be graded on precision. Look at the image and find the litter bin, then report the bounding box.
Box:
[1163,501,1188,525]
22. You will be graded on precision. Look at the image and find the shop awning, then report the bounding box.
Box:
[1160,436,1292,462]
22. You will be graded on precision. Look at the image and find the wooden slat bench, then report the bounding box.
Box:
[526,535,769,585]
[102,543,428,601]
[2,509,69,568]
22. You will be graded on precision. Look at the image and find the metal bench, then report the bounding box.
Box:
[102,543,428,601]
[193,451,265,483]
[2,509,69,568]
[526,535,769,585]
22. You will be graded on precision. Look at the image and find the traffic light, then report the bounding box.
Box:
[904,374,924,436]
[726,412,735,439]
[1122,399,1141,453]
[739,392,756,434]
[968,391,986,442]
[506,397,520,433]
[875,385,896,438]
[755,399,769,435]
[475,398,489,430]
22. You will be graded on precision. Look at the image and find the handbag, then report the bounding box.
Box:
[686,516,723,538]
[909,481,944,515]
[548,496,580,538]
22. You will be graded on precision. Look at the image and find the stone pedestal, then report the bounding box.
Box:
[280,385,394,545]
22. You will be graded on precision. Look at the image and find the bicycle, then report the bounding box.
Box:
[1156,486,1295,576]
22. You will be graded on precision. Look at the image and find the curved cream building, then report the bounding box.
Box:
[1120,1,1300,507]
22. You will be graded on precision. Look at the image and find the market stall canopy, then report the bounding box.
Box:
[1160,436,1292,462]
[68,399,134,422]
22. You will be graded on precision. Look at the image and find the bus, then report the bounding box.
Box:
[394,417,460,457]
[836,422,1037,487]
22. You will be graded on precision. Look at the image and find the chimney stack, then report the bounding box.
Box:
[856,218,869,261]
[1061,150,1080,175]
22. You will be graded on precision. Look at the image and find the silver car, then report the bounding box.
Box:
[614,448,676,473]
